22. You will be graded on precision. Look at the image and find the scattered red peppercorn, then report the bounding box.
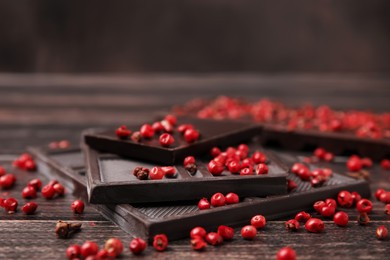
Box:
[205,232,223,246]
[0,174,16,189]
[96,249,109,259]
[27,178,42,191]
[153,234,168,252]
[21,202,38,215]
[207,160,224,175]
[277,247,296,260]
[115,125,131,139]
[361,158,373,168]
[297,167,311,181]
[161,166,177,178]
[357,212,370,225]
[324,152,334,162]
[313,201,326,213]
[198,198,211,210]
[380,192,390,204]
[314,148,326,160]
[285,219,300,231]
[161,119,174,133]
[325,198,337,208]
[191,237,207,251]
[71,200,85,214]
[287,179,297,192]
[210,147,221,158]
[291,163,304,174]
[375,188,385,200]
[305,218,324,233]
[184,128,200,143]
[227,160,241,174]
[351,191,362,205]
[3,197,18,213]
[159,133,174,147]
[240,167,253,176]
[217,225,234,240]
[53,183,65,196]
[80,241,99,258]
[210,192,226,207]
[321,205,336,218]
[66,244,81,259]
[347,156,363,172]
[241,225,257,240]
[129,238,147,255]
[184,156,195,166]
[104,238,123,257]
[41,184,56,199]
[381,159,390,170]
[152,121,164,132]
[385,204,390,215]
[337,190,353,207]
[255,163,269,175]
[131,131,142,142]
[356,199,373,213]
[252,151,266,164]
[225,192,239,204]
[150,167,165,180]
[333,211,349,227]
[140,124,154,138]
[251,215,266,229]
[190,226,207,239]
[376,226,388,240]
[164,114,177,126]
[22,186,37,199]
[295,211,311,222]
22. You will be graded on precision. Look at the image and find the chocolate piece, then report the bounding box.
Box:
[84,117,262,164]
[83,142,288,204]
[261,125,390,161]
[28,145,370,242]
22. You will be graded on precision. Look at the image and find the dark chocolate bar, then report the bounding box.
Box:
[28,145,370,242]
[83,142,288,204]
[84,117,262,164]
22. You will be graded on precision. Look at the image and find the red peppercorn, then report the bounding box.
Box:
[297,166,311,181]
[305,218,324,233]
[131,131,142,142]
[324,152,334,162]
[285,219,300,231]
[325,198,337,208]
[0,198,5,207]
[381,159,390,170]
[53,183,65,196]
[333,211,349,227]
[227,160,241,174]
[153,234,168,252]
[41,184,55,199]
[375,188,385,200]
[104,238,123,257]
[295,211,311,222]
[321,205,336,218]
[115,125,131,139]
[48,179,59,187]
[376,226,388,240]
[184,128,200,143]
[191,237,207,251]
[241,158,253,168]
[211,192,226,207]
[207,160,224,175]
[71,200,85,214]
[140,124,154,138]
[28,178,42,191]
[184,156,195,166]
[225,192,239,204]
[277,247,296,260]
[240,167,253,176]
[96,249,109,259]
[80,241,99,258]
[161,166,177,178]
[314,148,326,160]
[380,192,390,204]
[0,166,5,177]
[357,212,370,225]
[150,167,165,180]
[241,225,257,240]
[351,191,362,205]
[217,225,234,240]
[205,232,223,246]
[198,198,210,210]
[313,201,326,213]
[152,121,164,132]
[177,124,193,134]
[291,163,304,174]
[337,190,353,207]
[22,186,37,199]
[361,158,373,168]
[66,244,81,259]
[0,174,16,189]
[21,202,38,215]
[347,157,362,172]
[251,215,266,229]
[356,199,373,213]
[3,198,18,213]
[252,151,266,164]
[190,226,207,239]
[287,179,297,192]
[238,144,249,153]
[164,114,177,126]
[385,204,390,215]
[255,163,269,175]
[159,133,174,147]
[129,238,147,255]
[210,147,221,158]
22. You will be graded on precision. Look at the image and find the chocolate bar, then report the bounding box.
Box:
[83,142,288,204]
[84,117,262,164]
[28,145,370,242]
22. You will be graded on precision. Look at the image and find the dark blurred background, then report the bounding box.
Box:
[1,0,390,73]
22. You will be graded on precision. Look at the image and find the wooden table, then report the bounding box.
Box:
[0,74,389,259]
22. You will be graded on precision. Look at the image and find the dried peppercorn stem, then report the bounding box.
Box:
[55,220,82,238]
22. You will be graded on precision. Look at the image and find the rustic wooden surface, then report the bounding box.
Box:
[0,73,390,259]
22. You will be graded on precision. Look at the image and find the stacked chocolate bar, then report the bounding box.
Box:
[28,116,370,242]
